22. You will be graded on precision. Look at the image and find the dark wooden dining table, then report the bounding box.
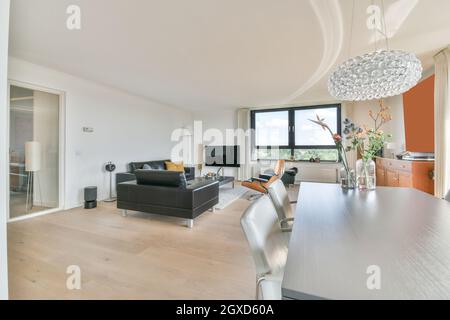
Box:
[282,183,450,300]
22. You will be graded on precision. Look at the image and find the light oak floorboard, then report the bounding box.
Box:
[8,184,299,300]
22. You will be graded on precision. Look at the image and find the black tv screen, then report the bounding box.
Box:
[205,146,240,168]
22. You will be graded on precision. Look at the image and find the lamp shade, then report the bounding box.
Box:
[25,141,41,172]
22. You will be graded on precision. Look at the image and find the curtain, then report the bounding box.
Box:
[237,108,253,181]
[434,47,450,198]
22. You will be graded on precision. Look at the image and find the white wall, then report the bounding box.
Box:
[8,57,193,209]
[0,0,10,301]
[349,95,406,157]
[193,110,239,177]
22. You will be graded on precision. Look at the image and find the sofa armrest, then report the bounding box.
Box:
[190,181,219,208]
[116,172,136,187]
[184,167,196,180]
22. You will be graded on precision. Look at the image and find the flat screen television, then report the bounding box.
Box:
[205,146,240,168]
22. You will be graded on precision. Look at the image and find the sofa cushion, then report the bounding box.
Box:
[135,169,187,188]
[165,161,185,172]
[129,160,168,173]
[149,161,166,170]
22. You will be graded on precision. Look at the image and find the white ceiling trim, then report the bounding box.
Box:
[281,0,344,105]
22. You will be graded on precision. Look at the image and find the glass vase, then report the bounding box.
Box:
[340,167,356,190]
[356,159,376,190]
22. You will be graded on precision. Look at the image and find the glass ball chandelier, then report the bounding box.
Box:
[328,0,423,101]
[328,50,422,101]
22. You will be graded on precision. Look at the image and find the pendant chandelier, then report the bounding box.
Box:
[328,0,422,101]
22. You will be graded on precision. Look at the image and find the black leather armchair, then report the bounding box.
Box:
[281,167,298,186]
[117,170,218,228]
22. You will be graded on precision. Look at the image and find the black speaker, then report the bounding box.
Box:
[105,162,116,172]
[84,186,97,209]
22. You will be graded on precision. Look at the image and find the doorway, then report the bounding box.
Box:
[8,82,64,221]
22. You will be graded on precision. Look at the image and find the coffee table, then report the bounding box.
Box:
[189,176,235,188]
[215,176,235,188]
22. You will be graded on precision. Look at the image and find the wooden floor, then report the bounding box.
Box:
[7,186,299,300]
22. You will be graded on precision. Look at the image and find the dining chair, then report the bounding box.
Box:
[267,179,297,232]
[445,189,450,202]
[240,195,290,300]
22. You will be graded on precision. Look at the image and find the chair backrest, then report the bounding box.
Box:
[267,179,294,222]
[240,196,289,276]
[445,189,450,202]
[274,160,286,177]
[135,169,187,188]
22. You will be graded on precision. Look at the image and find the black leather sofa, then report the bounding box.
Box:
[117,170,219,228]
[116,160,195,188]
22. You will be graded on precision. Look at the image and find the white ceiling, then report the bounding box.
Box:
[9,0,450,111]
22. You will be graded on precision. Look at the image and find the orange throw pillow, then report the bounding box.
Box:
[165,161,185,172]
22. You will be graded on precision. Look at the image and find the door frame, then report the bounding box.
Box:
[7,80,66,222]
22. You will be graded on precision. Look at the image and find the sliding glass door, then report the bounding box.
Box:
[9,84,61,219]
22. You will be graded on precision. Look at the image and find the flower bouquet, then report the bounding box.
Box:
[344,100,392,190]
[310,116,355,189]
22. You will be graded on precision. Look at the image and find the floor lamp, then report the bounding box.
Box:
[25,141,42,213]
[196,144,204,177]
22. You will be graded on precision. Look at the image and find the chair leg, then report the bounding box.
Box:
[255,275,266,300]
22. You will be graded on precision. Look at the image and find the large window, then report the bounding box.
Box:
[251,104,341,162]
[255,110,289,147]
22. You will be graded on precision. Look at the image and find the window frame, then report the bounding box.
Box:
[250,104,342,161]
[252,108,291,149]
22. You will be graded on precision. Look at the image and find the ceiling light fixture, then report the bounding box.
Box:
[328,0,422,101]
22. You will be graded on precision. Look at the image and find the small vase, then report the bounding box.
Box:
[356,159,376,190]
[340,167,356,189]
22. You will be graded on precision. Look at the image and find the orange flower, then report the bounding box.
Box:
[333,134,342,143]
